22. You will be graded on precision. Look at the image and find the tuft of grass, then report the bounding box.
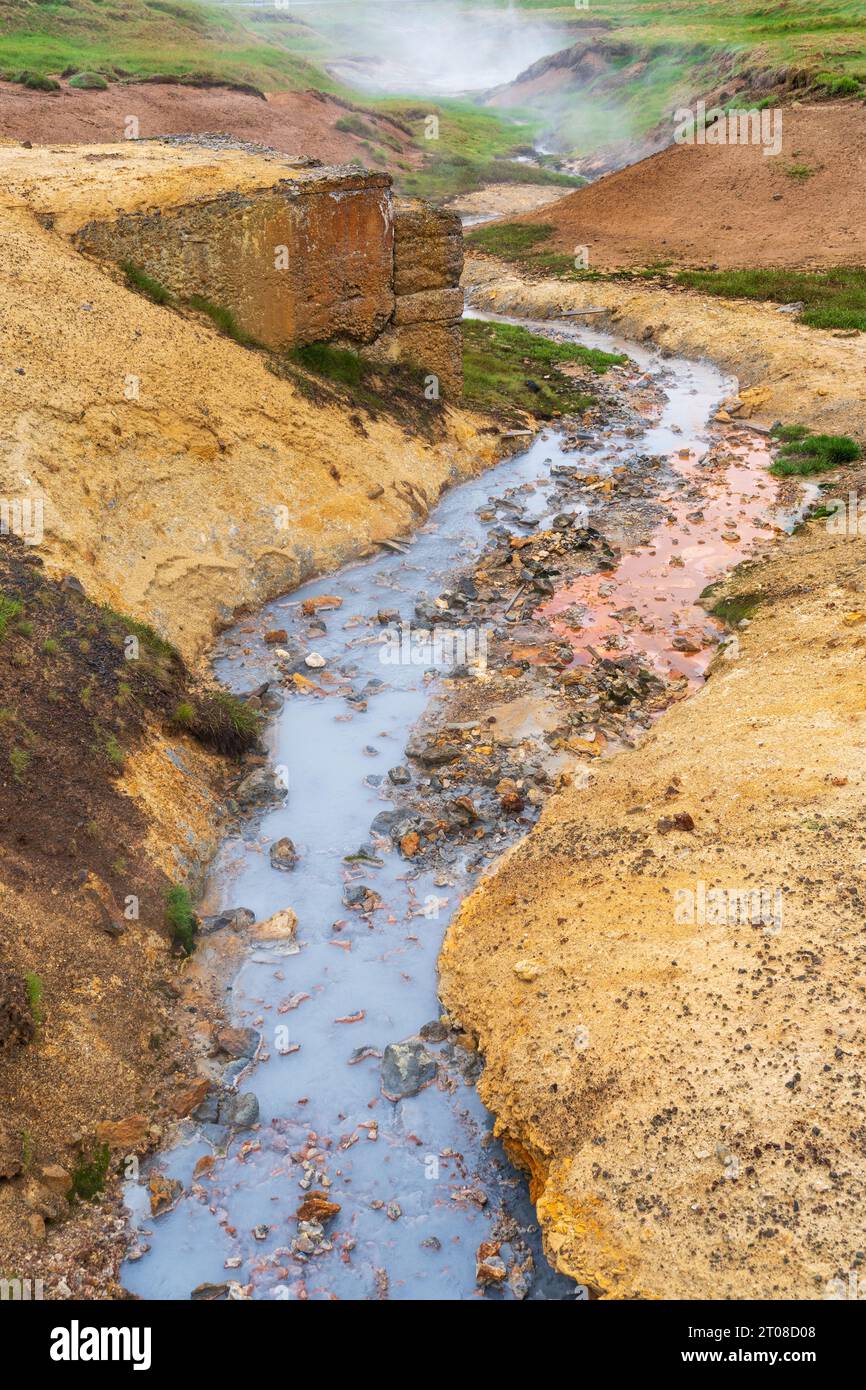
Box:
[187,295,260,348]
[24,972,44,1028]
[100,606,178,663]
[69,1144,111,1204]
[20,72,60,92]
[171,700,195,728]
[784,162,818,181]
[172,691,262,756]
[0,595,24,642]
[68,71,109,90]
[165,884,198,956]
[288,341,369,388]
[10,747,31,782]
[771,423,810,444]
[103,731,126,768]
[770,429,862,477]
[120,260,175,306]
[675,267,866,332]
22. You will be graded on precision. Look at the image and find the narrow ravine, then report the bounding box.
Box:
[121,313,801,1301]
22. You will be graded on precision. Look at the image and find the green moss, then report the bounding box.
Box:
[709,593,764,626]
[69,1144,111,1203]
[165,883,198,955]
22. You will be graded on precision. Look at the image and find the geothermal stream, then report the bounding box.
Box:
[122,313,805,1300]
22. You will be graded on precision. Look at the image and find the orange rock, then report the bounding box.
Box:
[148,1172,182,1216]
[400,831,420,858]
[172,1077,211,1118]
[296,1190,341,1224]
[95,1115,149,1150]
[301,595,343,616]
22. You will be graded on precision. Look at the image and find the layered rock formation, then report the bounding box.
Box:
[4,142,464,394]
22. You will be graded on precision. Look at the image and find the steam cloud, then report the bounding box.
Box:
[300,0,564,96]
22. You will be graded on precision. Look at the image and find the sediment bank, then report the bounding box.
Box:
[464,256,866,442]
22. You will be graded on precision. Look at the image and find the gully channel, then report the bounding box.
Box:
[121,311,803,1301]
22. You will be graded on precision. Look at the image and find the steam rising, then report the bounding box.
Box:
[306,0,564,96]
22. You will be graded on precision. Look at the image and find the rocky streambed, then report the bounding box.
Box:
[120,312,804,1300]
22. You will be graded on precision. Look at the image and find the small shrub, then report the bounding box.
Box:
[165,884,198,955]
[70,1144,111,1203]
[41,637,60,656]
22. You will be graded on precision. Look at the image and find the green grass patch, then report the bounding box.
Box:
[68,71,108,90]
[186,295,260,348]
[674,267,866,332]
[171,691,261,756]
[100,606,178,664]
[120,260,175,306]
[770,429,862,477]
[103,731,125,768]
[0,595,24,642]
[165,883,198,956]
[463,318,623,421]
[10,746,31,781]
[467,222,556,259]
[24,972,43,1028]
[709,592,764,626]
[287,341,369,389]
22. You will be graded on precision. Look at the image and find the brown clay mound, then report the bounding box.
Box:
[511,101,866,271]
[0,79,420,170]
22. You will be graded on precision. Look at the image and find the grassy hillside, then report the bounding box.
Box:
[487,1,866,156]
[0,0,333,91]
